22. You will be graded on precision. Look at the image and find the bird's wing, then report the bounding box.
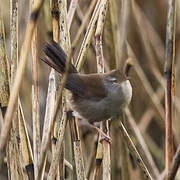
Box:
[67,73,107,100]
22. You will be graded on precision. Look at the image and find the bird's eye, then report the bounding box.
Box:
[108,77,117,83]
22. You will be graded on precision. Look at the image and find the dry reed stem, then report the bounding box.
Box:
[86,137,97,179]
[51,0,60,178]
[117,0,131,177]
[38,3,59,177]
[72,0,97,47]
[51,0,59,42]
[32,23,41,180]
[60,0,85,179]
[6,1,27,179]
[60,1,86,179]
[46,47,73,179]
[39,70,56,179]
[59,0,71,53]
[69,116,86,180]
[95,0,110,179]
[125,108,160,178]
[10,0,18,84]
[93,142,103,180]
[152,64,180,124]
[47,106,67,180]
[69,115,77,179]
[67,0,78,30]
[102,120,111,180]
[75,0,101,70]
[167,145,180,180]
[74,139,86,179]
[165,0,176,173]
[6,132,25,180]
[10,0,19,150]
[119,122,153,180]
[18,102,33,172]
[43,0,52,35]
[0,11,9,111]
[0,0,44,152]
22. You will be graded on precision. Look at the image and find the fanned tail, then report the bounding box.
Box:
[42,40,77,74]
[41,41,87,98]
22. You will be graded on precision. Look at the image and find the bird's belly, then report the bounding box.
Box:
[69,98,112,123]
[68,80,132,123]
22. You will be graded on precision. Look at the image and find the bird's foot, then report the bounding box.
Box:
[99,134,112,144]
[88,123,112,144]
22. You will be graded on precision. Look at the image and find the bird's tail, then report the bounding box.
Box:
[42,41,77,74]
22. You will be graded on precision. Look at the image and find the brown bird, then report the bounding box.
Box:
[42,41,132,142]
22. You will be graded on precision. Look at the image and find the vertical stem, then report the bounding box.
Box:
[93,142,103,180]
[168,145,180,180]
[67,0,78,30]
[164,0,176,174]
[39,70,56,180]
[51,0,60,179]
[95,0,110,179]
[31,14,41,180]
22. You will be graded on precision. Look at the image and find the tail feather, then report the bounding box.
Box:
[42,41,88,98]
[43,41,77,74]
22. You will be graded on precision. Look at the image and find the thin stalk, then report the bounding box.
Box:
[32,19,40,180]
[46,49,73,180]
[69,115,86,180]
[164,0,176,173]
[95,1,110,179]
[125,108,160,178]
[67,0,78,30]
[93,142,103,180]
[38,70,56,180]
[167,145,180,180]
[18,101,34,178]
[51,0,60,179]
[60,1,86,179]
[0,8,9,116]
[86,138,97,179]
[72,0,97,47]
[75,0,101,70]
[7,1,26,179]
[119,122,153,180]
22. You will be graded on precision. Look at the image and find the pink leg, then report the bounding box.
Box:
[90,124,112,144]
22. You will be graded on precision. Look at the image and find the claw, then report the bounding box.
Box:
[99,135,112,144]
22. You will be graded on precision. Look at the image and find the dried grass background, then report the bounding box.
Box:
[0,0,180,180]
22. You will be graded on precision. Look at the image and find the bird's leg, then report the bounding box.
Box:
[89,123,112,144]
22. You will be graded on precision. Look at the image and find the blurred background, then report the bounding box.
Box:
[0,0,180,179]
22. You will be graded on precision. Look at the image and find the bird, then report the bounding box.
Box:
[41,41,132,142]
